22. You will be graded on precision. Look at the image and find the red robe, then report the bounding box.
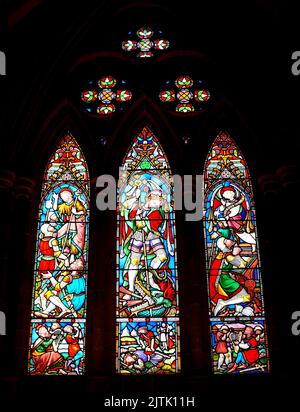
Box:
[38,238,56,275]
[127,207,173,242]
[243,336,259,365]
[66,334,81,357]
[168,335,175,350]
[216,332,228,354]
[139,330,158,355]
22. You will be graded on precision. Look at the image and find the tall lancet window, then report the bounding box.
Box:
[28,133,90,375]
[116,126,180,374]
[203,131,269,374]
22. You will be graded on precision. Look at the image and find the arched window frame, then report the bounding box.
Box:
[115,126,181,374]
[203,130,270,374]
[28,132,90,376]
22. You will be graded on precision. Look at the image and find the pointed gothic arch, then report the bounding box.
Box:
[116,126,181,374]
[203,130,270,374]
[28,132,90,375]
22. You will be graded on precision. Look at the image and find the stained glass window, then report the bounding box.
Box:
[203,131,269,374]
[28,133,90,375]
[116,126,180,374]
[81,75,132,117]
[122,27,169,58]
[159,76,210,113]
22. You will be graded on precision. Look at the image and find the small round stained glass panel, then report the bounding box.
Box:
[175,76,194,89]
[194,90,210,102]
[98,76,117,89]
[176,103,195,113]
[97,103,116,116]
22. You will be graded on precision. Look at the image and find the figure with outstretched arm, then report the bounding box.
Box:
[52,188,87,265]
[64,324,84,375]
[227,326,259,373]
[30,324,66,375]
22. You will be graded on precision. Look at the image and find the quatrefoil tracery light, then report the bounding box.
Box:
[122,27,169,58]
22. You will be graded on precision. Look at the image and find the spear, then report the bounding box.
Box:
[142,230,150,292]
[141,229,155,318]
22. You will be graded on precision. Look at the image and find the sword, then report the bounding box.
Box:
[142,229,152,317]
[239,364,265,373]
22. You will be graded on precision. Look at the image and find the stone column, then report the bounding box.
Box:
[10,176,35,377]
[0,170,16,377]
[276,165,300,375]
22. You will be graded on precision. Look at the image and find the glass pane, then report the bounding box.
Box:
[116,127,181,374]
[28,133,90,375]
[204,131,270,374]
